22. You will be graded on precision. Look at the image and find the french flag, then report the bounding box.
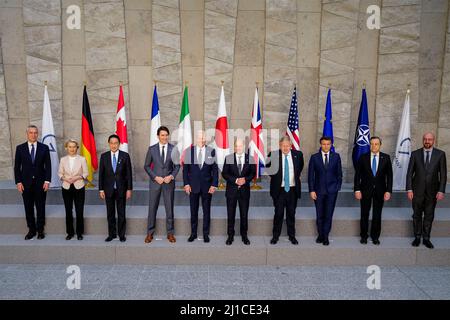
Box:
[150,84,160,147]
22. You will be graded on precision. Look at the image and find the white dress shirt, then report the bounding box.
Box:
[68,155,76,172]
[235,153,245,185]
[28,142,37,155]
[159,143,168,162]
[281,152,295,187]
[321,151,330,165]
[371,152,380,173]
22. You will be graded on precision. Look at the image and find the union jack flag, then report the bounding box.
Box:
[286,87,300,150]
[249,87,266,178]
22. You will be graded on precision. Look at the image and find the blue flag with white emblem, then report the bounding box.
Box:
[352,88,370,169]
[322,88,335,152]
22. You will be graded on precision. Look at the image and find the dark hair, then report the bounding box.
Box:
[370,136,382,144]
[108,134,120,143]
[320,136,332,143]
[157,126,170,136]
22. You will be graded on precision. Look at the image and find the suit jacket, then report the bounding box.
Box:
[144,143,180,190]
[221,152,256,199]
[58,155,89,190]
[354,152,393,198]
[308,151,342,195]
[98,150,133,197]
[406,147,447,196]
[14,141,51,188]
[266,150,304,199]
[183,145,219,194]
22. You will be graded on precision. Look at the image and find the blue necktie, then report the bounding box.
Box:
[30,144,35,164]
[113,153,117,173]
[284,155,290,192]
[372,154,377,176]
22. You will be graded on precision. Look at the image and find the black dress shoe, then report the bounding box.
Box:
[270,237,278,245]
[119,236,126,242]
[37,232,45,240]
[77,235,83,240]
[204,235,210,243]
[372,239,380,245]
[423,239,434,249]
[242,236,250,245]
[412,238,421,247]
[360,238,367,244]
[226,236,234,245]
[289,237,299,245]
[322,238,330,246]
[188,235,197,242]
[66,235,74,241]
[25,232,36,240]
[105,236,116,242]
[316,236,323,244]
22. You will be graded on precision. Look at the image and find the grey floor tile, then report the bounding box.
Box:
[58,284,103,300]
[245,285,283,300]
[96,284,140,300]
[209,272,243,286]
[241,271,279,287]
[143,265,177,272]
[279,285,321,300]
[420,286,450,299]
[139,271,176,286]
[106,271,143,285]
[208,285,246,300]
[133,285,173,300]
[174,271,209,285]
[176,265,209,272]
[406,273,450,288]
[172,285,209,300]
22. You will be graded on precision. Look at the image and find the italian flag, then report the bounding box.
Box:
[178,85,192,163]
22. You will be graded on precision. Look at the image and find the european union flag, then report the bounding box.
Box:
[352,88,370,169]
[322,88,335,152]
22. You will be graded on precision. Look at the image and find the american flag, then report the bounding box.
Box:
[286,87,300,150]
[249,87,266,178]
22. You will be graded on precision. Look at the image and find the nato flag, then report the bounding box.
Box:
[352,88,370,169]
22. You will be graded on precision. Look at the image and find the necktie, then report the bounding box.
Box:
[372,155,377,176]
[30,144,35,164]
[284,155,290,192]
[324,153,329,170]
[238,156,242,175]
[198,149,203,169]
[161,146,165,163]
[112,153,117,173]
[425,151,430,169]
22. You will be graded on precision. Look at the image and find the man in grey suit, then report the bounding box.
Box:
[144,126,180,243]
[407,132,447,249]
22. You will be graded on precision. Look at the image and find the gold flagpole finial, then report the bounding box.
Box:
[221,80,224,85]
[83,80,87,86]
[362,80,366,89]
[407,83,411,94]
[44,80,48,86]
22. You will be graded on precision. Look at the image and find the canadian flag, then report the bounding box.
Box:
[115,85,128,152]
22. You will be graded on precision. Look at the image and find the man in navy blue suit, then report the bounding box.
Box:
[183,130,218,243]
[308,136,342,246]
[266,136,304,245]
[14,125,51,240]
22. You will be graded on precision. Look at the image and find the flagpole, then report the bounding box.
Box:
[217,80,227,191]
[251,81,263,191]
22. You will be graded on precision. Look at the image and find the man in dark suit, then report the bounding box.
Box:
[354,136,393,245]
[144,126,180,244]
[222,138,256,245]
[183,130,218,243]
[14,125,51,240]
[98,134,133,242]
[407,132,447,249]
[308,136,342,246]
[265,136,304,245]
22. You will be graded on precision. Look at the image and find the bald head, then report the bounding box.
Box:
[423,132,435,149]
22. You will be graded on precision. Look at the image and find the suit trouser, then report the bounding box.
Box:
[314,192,338,239]
[62,184,85,236]
[412,192,437,240]
[147,184,175,235]
[190,191,212,236]
[22,179,47,234]
[105,189,126,238]
[272,188,297,238]
[360,193,384,240]
[226,190,250,237]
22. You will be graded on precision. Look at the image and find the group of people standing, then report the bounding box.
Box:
[14,125,446,249]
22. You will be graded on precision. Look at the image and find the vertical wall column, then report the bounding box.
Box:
[125,0,152,180]
[0,38,13,179]
[23,0,63,155]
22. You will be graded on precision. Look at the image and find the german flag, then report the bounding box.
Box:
[80,85,98,186]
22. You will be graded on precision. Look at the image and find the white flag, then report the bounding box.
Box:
[392,89,411,191]
[41,85,61,188]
